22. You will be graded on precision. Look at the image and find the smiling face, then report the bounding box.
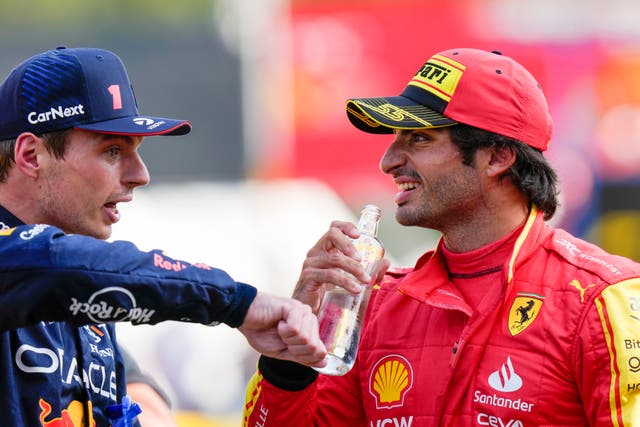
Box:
[36,129,149,239]
[379,128,484,231]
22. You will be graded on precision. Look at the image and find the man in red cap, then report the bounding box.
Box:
[243,48,640,425]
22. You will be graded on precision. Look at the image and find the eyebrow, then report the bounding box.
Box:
[101,134,142,145]
[394,129,423,136]
[395,128,446,136]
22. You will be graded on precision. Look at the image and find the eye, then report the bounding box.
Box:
[107,146,121,158]
[410,131,431,143]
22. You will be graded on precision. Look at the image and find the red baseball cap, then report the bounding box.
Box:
[346,48,552,151]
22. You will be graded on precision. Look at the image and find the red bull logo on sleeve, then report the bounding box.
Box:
[153,252,212,272]
[153,252,187,272]
[193,262,212,270]
[39,398,96,427]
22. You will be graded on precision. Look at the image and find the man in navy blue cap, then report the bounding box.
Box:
[0,46,192,240]
[0,47,326,426]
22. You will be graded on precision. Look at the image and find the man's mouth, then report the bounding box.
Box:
[103,202,121,223]
[394,180,419,205]
[398,182,417,191]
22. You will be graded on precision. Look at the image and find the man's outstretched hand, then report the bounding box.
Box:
[238,292,327,368]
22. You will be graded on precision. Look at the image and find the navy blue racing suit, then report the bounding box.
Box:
[0,205,256,426]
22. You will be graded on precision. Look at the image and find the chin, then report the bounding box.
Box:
[86,226,112,240]
[395,212,413,227]
[98,229,113,240]
[396,206,414,225]
[395,206,428,228]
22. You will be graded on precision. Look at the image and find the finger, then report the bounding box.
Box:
[277,301,306,336]
[278,302,318,342]
[285,341,327,365]
[369,258,391,285]
[273,348,328,368]
[324,222,361,260]
[279,310,325,355]
[328,220,360,239]
[277,315,327,366]
[307,222,361,261]
[301,273,362,296]
[249,331,288,355]
[278,308,316,342]
[279,334,327,362]
[301,244,370,289]
[297,266,363,295]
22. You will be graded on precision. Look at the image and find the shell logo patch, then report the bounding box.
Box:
[508,293,544,336]
[369,354,414,409]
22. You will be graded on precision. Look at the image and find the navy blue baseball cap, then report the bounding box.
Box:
[0,46,191,140]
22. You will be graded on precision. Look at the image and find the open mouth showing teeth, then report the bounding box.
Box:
[398,182,417,191]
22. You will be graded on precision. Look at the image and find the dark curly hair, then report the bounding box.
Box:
[449,124,559,220]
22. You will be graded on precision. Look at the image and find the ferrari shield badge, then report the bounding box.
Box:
[508,293,544,336]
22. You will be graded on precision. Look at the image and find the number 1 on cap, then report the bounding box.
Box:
[108,84,123,110]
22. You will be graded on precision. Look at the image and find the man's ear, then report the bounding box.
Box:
[486,145,516,177]
[14,133,42,178]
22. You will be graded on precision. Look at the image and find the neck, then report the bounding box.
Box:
[442,199,530,253]
[0,179,42,225]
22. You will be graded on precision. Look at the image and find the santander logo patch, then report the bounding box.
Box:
[488,356,522,392]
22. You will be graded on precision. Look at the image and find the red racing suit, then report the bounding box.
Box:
[243,208,640,426]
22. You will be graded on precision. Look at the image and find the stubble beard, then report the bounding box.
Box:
[395,198,436,229]
[39,174,109,240]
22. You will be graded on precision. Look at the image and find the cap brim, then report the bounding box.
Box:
[75,115,191,136]
[346,96,456,134]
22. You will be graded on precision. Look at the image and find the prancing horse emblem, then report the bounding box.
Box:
[508,293,544,336]
[516,300,535,324]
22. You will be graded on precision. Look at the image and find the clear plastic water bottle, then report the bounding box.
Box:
[314,204,384,376]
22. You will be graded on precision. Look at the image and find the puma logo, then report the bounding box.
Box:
[570,279,596,303]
